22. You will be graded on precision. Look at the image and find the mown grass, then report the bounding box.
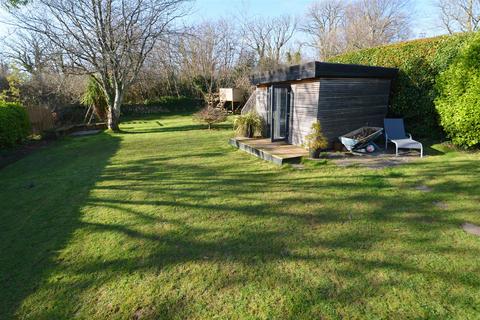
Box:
[1,113,480,319]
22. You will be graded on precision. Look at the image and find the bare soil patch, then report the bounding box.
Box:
[462,223,480,236]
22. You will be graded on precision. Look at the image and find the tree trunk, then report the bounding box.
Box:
[107,86,124,132]
[107,106,120,131]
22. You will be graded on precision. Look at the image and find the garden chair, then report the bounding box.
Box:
[384,118,423,157]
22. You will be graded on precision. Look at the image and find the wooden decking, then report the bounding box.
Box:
[229,137,308,165]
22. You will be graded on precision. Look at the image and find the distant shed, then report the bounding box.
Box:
[250,61,398,146]
[219,88,243,102]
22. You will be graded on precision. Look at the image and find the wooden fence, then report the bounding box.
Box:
[25,105,55,134]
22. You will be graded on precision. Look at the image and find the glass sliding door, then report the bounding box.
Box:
[271,85,290,141]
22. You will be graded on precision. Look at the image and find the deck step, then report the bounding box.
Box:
[229,138,308,165]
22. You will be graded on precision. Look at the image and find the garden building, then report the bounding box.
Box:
[247,61,398,146]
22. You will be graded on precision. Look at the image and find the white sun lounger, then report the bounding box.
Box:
[384,118,423,157]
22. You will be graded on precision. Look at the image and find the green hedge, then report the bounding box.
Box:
[329,33,476,138]
[0,101,31,148]
[435,33,480,148]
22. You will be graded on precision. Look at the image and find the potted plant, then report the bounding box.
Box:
[233,111,264,138]
[305,120,328,158]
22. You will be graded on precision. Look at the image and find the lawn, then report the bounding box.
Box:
[1,113,480,319]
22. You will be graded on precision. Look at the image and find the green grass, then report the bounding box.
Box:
[1,114,480,319]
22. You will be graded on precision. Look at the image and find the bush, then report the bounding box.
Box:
[0,101,31,148]
[435,33,480,148]
[81,76,108,121]
[304,120,328,158]
[193,106,228,129]
[233,111,264,138]
[329,33,476,138]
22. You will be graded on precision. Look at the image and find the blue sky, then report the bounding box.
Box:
[0,0,443,43]
[187,0,443,38]
[189,0,315,19]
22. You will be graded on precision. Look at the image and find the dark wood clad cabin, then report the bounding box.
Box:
[251,61,398,147]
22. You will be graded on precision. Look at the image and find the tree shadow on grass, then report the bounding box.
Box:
[30,153,480,317]
[0,133,121,319]
[119,123,232,134]
[2,127,480,318]
[120,110,198,122]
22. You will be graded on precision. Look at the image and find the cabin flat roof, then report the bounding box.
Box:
[251,61,398,85]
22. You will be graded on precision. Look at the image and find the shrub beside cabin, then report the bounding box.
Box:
[250,61,398,147]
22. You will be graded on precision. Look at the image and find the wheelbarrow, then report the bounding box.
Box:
[339,127,384,154]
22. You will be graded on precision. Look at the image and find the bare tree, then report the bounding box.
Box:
[178,19,239,100]
[344,0,411,50]
[0,29,86,109]
[3,31,51,75]
[437,0,480,33]
[302,0,346,60]
[301,0,410,58]
[242,15,297,70]
[126,36,186,102]
[7,0,189,131]
[269,16,298,64]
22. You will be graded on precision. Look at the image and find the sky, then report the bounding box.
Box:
[187,0,444,38]
[0,0,445,47]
